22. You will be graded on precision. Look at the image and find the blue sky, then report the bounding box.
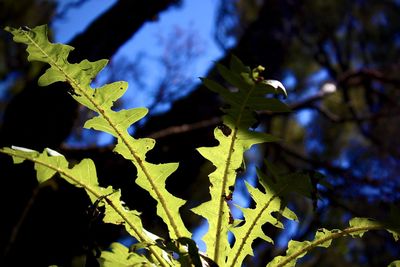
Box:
[53,0,225,147]
[52,0,225,250]
[53,0,117,43]
[52,1,268,252]
[49,0,336,253]
[53,0,223,107]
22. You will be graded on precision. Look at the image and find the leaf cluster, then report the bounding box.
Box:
[2,25,399,267]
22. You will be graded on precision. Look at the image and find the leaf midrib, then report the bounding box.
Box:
[227,193,279,266]
[213,83,256,264]
[22,29,183,239]
[273,225,383,267]
[227,182,288,266]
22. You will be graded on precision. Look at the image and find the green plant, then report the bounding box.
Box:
[2,25,399,267]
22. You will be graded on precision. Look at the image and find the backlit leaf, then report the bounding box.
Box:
[193,56,288,265]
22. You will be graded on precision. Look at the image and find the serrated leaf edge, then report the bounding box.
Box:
[268,224,386,267]
[6,25,188,240]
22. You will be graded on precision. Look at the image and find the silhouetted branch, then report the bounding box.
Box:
[148,117,220,139]
[277,143,388,189]
[147,90,335,139]
[313,105,400,123]
[339,68,400,87]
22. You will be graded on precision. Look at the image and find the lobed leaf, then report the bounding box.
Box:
[5,25,190,241]
[0,146,174,266]
[267,217,400,267]
[5,25,398,267]
[193,56,287,265]
[349,217,400,241]
[2,148,135,236]
[226,161,329,266]
[227,176,297,266]
[260,161,318,200]
[267,228,334,267]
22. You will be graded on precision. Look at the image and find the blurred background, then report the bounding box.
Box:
[0,0,399,266]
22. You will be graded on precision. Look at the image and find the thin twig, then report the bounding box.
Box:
[3,185,42,259]
[148,116,221,139]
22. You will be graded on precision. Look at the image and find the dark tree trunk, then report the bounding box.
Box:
[0,1,179,266]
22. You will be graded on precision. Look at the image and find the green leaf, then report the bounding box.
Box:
[349,217,400,241]
[388,260,400,267]
[267,228,340,267]
[193,56,287,265]
[229,55,250,74]
[227,178,297,266]
[260,161,316,199]
[5,25,190,242]
[247,97,290,112]
[0,146,172,266]
[267,217,396,267]
[84,108,148,137]
[92,81,128,109]
[348,217,383,238]
[217,63,252,92]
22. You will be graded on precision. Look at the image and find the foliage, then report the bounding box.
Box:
[2,25,399,266]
